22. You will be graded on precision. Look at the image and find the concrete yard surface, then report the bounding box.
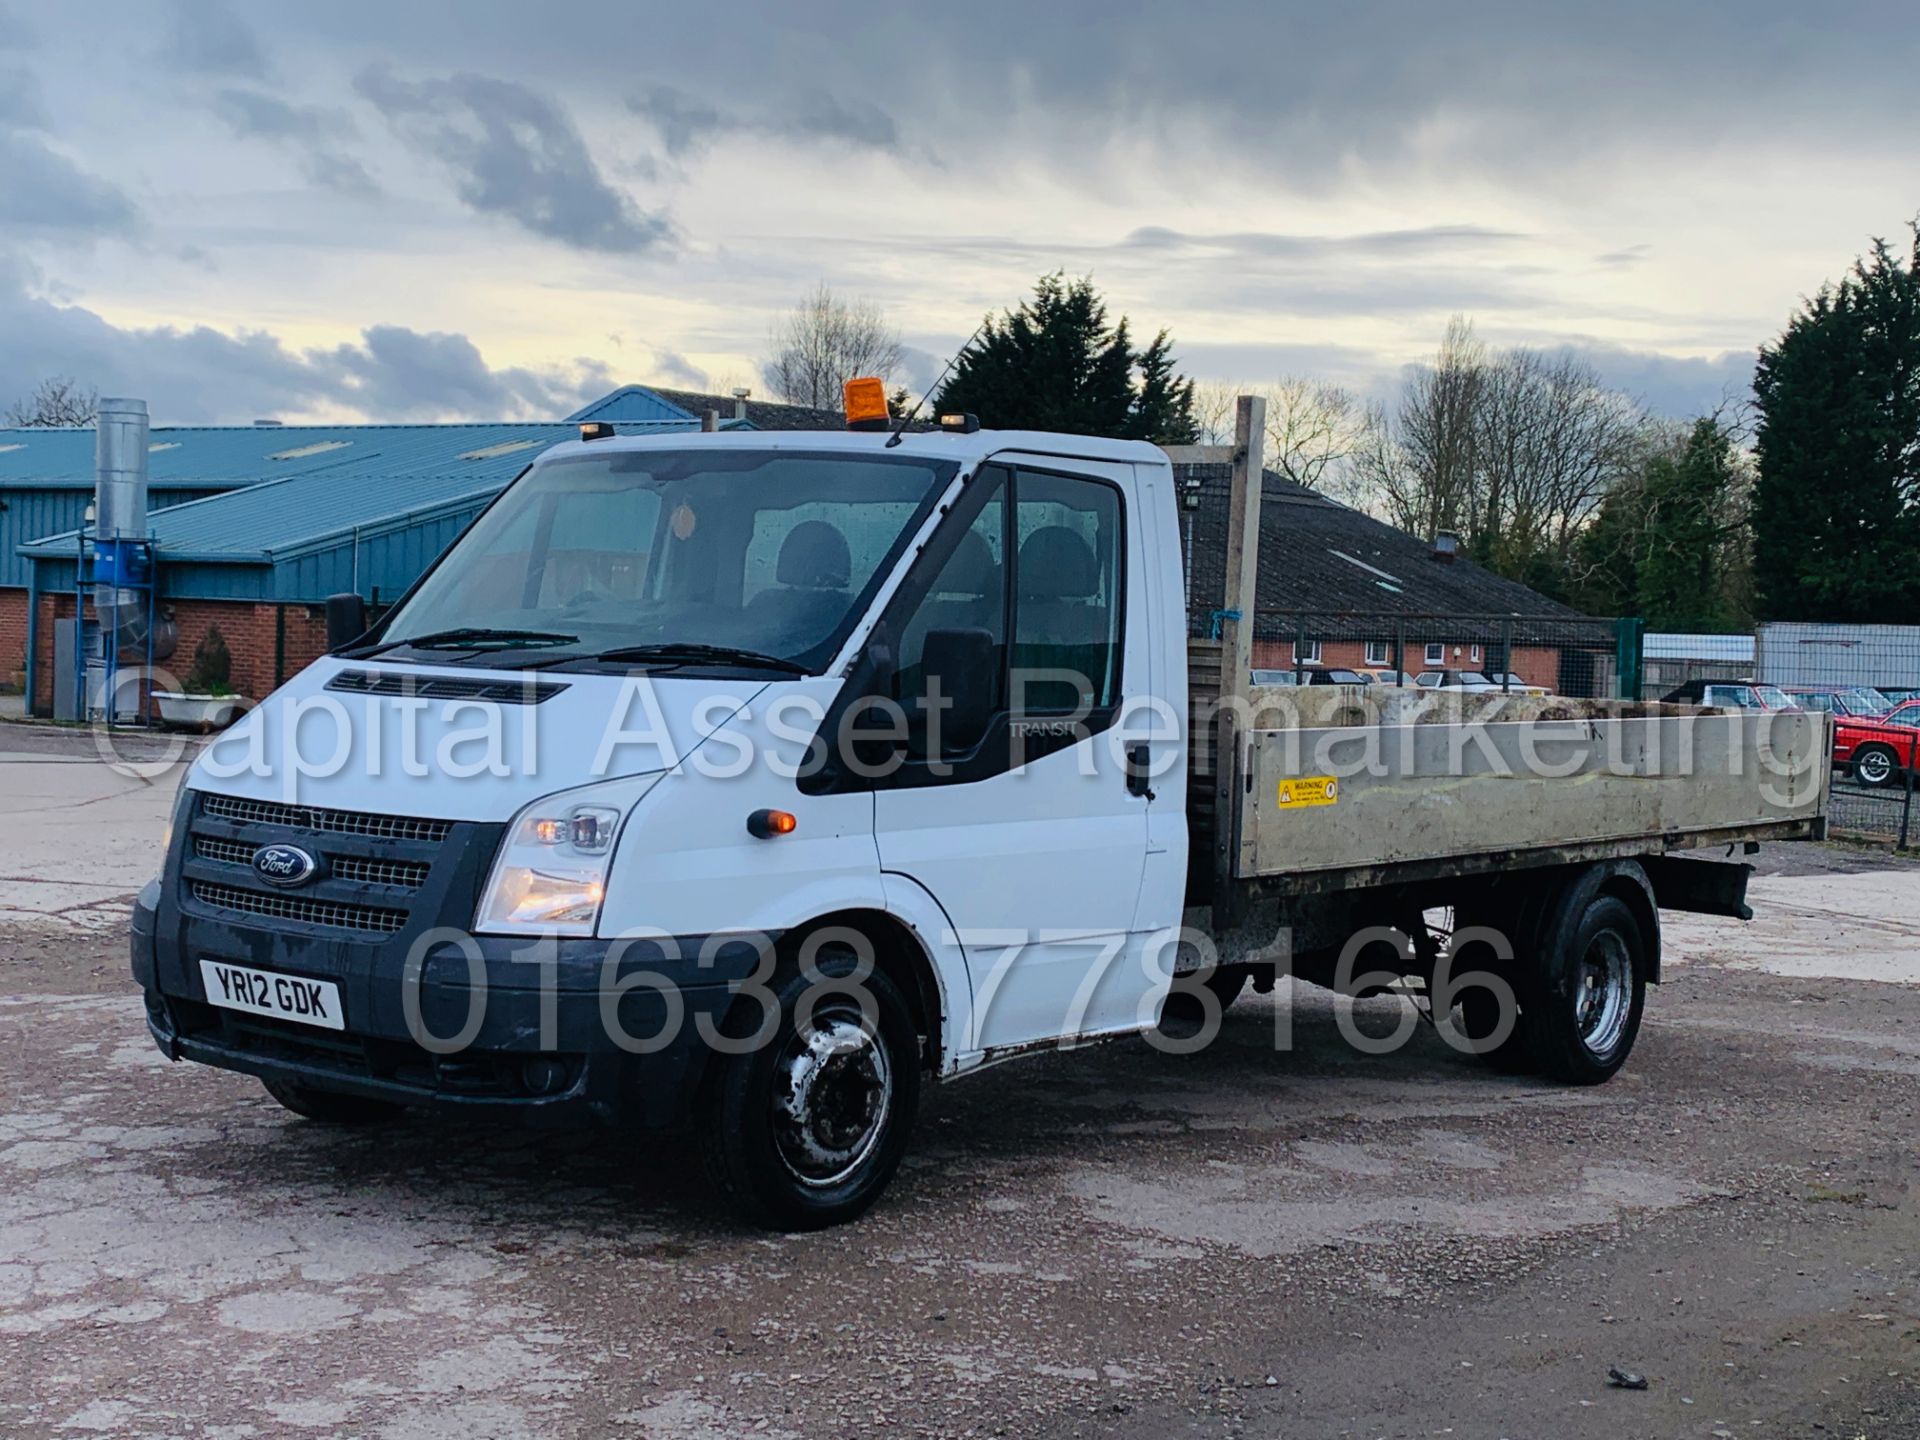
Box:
[2,726,1918,1438]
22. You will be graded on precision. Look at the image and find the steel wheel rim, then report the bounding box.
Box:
[1859,750,1892,785]
[771,1001,892,1189]
[1575,928,1633,1057]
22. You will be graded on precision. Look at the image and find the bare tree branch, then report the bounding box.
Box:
[760,284,904,408]
[6,376,99,428]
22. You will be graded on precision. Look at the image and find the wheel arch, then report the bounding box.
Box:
[786,907,950,1075]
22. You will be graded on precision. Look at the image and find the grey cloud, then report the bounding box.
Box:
[1122,225,1528,261]
[646,347,708,390]
[0,131,141,237]
[164,0,267,78]
[784,92,899,150]
[213,88,339,142]
[628,86,726,157]
[357,67,669,253]
[628,84,904,157]
[212,88,378,197]
[1565,341,1757,419]
[0,262,613,423]
[0,64,44,127]
[319,325,610,418]
[0,2,37,50]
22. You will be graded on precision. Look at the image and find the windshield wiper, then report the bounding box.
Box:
[590,642,810,675]
[353,627,580,656]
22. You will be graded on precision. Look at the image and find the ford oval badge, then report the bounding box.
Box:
[253,843,318,888]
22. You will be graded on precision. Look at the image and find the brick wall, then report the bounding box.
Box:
[1249,637,1563,690]
[0,587,25,692]
[28,595,329,718]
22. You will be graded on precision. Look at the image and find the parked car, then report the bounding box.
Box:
[1787,692,1920,788]
[1360,668,1420,686]
[1660,680,1800,711]
[1782,685,1894,717]
[1251,667,1369,687]
[1415,669,1498,691]
[1487,672,1551,695]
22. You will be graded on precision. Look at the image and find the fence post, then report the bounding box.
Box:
[1901,760,1914,852]
[1500,618,1513,692]
[1393,619,1404,680]
[1614,617,1644,700]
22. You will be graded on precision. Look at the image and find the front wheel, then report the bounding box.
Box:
[1521,894,1648,1085]
[697,948,921,1231]
[1853,743,1901,789]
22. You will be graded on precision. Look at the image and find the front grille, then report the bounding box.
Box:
[200,792,453,843]
[190,880,407,935]
[195,835,256,866]
[331,854,431,890]
[327,669,568,705]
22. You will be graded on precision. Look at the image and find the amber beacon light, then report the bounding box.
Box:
[842,376,891,431]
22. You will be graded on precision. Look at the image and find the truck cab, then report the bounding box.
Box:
[133,427,1190,1228]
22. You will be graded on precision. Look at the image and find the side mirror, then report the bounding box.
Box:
[918,626,996,751]
[325,592,368,651]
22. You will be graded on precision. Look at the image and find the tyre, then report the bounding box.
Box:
[1451,983,1536,1073]
[1445,908,1537,1073]
[697,944,921,1231]
[1520,893,1648,1085]
[262,1078,406,1124]
[1853,743,1900,789]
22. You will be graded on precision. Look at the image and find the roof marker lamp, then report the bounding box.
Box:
[579,421,615,442]
[477,776,656,935]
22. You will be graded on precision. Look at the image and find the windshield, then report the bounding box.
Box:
[1846,687,1893,713]
[371,449,954,671]
[1753,685,1796,709]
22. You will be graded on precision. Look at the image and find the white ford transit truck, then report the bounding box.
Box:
[132,416,1828,1228]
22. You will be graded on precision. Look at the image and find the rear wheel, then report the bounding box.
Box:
[697,945,921,1231]
[1853,743,1900,789]
[1521,893,1648,1085]
[262,1079,405,1125]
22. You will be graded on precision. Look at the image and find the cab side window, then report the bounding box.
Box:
[894,472,1007,721]
[1012,471,1122,715]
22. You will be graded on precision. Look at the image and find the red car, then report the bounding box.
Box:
[1785,686,1918,788]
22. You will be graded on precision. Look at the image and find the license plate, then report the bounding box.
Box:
[200,960,344,1031]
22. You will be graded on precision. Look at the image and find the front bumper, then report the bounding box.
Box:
[133,880,767,1130]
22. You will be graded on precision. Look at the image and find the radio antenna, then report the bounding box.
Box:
[886,316,989,448]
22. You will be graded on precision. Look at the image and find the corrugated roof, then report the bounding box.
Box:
[564,386,699,424]
[17,420,701,563]
[0,418,697,489]
[1177,462,1590,621]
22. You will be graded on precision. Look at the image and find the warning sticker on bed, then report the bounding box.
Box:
[1276,776,1339,809]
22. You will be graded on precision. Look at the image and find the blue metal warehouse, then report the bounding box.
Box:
[2,385,840,713]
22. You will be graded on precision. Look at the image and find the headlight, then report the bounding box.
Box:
[475,777,660,936]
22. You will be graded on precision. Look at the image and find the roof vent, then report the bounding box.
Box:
[730,386,750,420]
[1432,531,1460,564]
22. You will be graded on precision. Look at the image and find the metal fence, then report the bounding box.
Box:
[1236,610,1637,701]
[1736,623,1920,848]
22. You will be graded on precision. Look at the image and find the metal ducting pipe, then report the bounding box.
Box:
[95,397,150,541]
[93,398,153,656]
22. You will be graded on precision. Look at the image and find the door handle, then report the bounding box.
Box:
[1126,742,1155,800]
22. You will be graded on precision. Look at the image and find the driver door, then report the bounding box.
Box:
[871,460,1157,1057]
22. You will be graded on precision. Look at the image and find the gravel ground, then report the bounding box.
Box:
[2,729,1917,1438]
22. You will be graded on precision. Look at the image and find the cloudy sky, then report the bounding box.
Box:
[2,0,1915,425]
